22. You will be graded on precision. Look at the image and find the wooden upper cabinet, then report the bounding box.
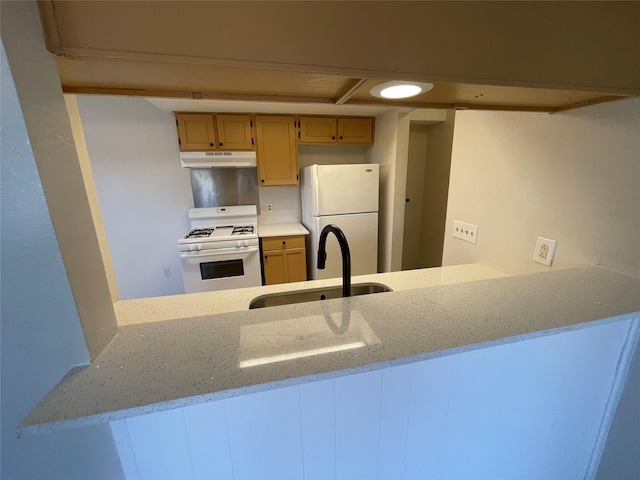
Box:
[176,113,217,150]
[299,116,337,143]
[175,113,254,151]
[255,116,298,186]
[338,117,374,144]
[215,114,253,150]
[297,116,375,144]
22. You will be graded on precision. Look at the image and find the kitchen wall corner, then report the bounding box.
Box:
[443,99,640,277]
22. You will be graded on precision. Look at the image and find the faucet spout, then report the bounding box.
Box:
[317,224,351,297]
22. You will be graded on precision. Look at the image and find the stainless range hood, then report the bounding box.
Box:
[182,150,260,207]
[180,151,257,168]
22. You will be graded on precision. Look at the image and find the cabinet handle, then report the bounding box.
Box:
[219,142,223,146]
[261,179,265,183]
[209,142,214,146]
[339,136,343,140]
[332,136,335,140]
[264,255,268,259]
[282,241,286,245]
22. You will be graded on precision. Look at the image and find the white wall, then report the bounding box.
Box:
[368,109,401,272]
[0,21,123,480]
[76,95,194,299]
[443,98,640,276]
[258,144,368,224]
[419,110,456,267]
[76,97,374,298]
[112,317,635,479]
[370,109,450,273]
[596,334,640,479]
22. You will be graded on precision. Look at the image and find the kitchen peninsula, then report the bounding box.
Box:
[20,265,639,436]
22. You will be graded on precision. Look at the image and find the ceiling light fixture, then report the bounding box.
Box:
[370,81,434,99]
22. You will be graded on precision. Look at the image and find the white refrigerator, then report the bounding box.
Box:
[301,164,379,280]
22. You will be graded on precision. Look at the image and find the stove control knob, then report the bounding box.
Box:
[190,244,202,252]
[236,240,249,248]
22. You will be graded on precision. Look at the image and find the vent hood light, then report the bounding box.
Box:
[370,81,434,99]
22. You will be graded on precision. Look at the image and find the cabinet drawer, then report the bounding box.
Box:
[262,235,306,251]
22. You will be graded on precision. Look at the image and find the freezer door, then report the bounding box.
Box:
[312,213,378,280]
[313,164,379,215]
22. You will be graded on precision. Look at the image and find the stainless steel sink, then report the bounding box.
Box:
[249,282,393,309]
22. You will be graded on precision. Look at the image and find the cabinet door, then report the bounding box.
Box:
[299,117,337,144]
[255,116,298,186]
[337,117,374,144]
[176,113,217,151]
[285,249,307,283]
[263,250,286,285]
[216,114,254,150]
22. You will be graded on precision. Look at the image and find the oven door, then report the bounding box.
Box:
[180,246,261,293]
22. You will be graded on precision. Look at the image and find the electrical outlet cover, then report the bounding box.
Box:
[532,237,557,266]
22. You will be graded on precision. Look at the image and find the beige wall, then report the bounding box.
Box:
[65,96,120,302]
[442,98,640,276]
[367,109,401,273]
[419,110,456,268]
[401,124,429,270]
[391,110,449,271]
[1,2,125,478]
[370,108,453,273]
[2,1,118,358]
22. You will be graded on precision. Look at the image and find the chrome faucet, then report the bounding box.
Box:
[317,224,351,297]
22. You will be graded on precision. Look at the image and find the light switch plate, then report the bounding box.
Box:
[453,220,478,244]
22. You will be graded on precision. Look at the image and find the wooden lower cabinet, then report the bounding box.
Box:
[262,235,307,285]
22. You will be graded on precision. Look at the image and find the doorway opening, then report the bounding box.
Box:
[401,111,456,270]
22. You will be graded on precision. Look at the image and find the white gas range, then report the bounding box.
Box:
[178,205,262,293]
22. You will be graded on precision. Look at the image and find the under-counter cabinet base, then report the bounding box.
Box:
[262,235,307,285]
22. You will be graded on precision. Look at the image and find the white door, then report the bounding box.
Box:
[313,164,379,215]
[313,213,378,280]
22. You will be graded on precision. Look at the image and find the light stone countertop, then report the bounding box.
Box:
[20,266,640,436]
[115,264,507,326]
[258,222,309,238]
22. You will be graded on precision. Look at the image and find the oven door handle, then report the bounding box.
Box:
[181,246,259,258]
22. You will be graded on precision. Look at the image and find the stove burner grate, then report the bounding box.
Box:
[232,225,255,235]
[185,227,214,239]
